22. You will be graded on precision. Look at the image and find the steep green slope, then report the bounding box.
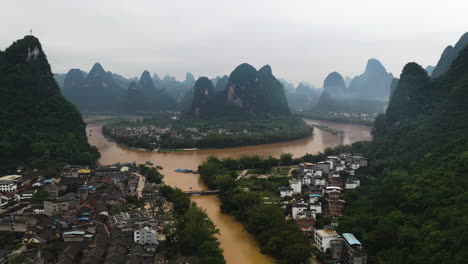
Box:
[0,36,100,173]
[339,46,468,264]
[431,32,468,78]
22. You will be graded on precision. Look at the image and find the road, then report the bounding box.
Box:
[135,173,146,198]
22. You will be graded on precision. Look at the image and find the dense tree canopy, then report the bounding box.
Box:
[198,156,311,264]
[0,36,100,174]
[338,45,468,263]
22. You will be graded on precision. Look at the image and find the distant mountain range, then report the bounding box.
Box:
[54,32,467,115]
[313,59,394,113]
[60,63,200,113]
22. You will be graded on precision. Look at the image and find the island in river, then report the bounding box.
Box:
[86,116,372,264]
[102,116,313,151]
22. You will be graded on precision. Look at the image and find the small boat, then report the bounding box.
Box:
[156,165,163,170]
[145,161,154,165]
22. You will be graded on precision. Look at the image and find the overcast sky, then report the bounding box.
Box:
[1,0,467,87]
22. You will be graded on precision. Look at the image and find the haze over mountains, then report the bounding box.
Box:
[54,32,468,116]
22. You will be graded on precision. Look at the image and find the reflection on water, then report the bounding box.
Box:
[86,117,371,264]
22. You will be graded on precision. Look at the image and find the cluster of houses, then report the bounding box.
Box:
[328,112,378,123]
[106,123,257,146]
[278,153,368,264]
[106,124,208,143]
[0,163,172,264]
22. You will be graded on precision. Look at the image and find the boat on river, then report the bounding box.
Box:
[174,168,196,173]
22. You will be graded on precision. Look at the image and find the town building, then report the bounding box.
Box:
[345,177,360,189]
[314,228,341,253]
[278,186,293,198]
[289,179,302,194]
[134,226,158,245]
[342,233,367,264]
[0,175,22,193]
[292,202,308,219]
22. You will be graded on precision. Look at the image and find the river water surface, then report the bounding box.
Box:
[85,117,372,264]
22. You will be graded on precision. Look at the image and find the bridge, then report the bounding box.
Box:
[184,190,220,196]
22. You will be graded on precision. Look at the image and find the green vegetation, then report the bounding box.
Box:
[0,36,100,174]
[103,116,312,150]
[198,156,312,264]
[159,186,225,264]
[336,46,468,263]
[139,165,164,184]
[0,232,22,250]
[30,190,49,204]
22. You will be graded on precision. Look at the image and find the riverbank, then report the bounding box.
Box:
[296,112,375,126]
[85,117,372,264]
[198,156,312,264]
[102,116,313,150]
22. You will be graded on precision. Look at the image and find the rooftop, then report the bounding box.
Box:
[0,175,22,183]
[63,231,86,236]
[316,229,339,238]
[343,233,361,245]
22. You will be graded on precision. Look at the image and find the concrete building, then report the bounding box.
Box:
[342,233,367,264]
[0,175,22,193]
[314,228,341,253]
[292,203,308,219]
[43,192,78,216]
[278,186,293,198]
[345,178,360,189]
[134,226,158,245]
[289,179,302,194]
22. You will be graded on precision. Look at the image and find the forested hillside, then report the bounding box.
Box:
[338,45,468,263]
[0,36,100,174]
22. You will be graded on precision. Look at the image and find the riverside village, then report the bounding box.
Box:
[0,152,367,264]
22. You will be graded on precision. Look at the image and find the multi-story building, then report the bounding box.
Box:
[134,226,158,245]
[342,233,367,264]
[289,179,302,194]
[0,175,22,193]
[314,228,341,253]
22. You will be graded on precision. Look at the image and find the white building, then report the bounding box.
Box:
[314,229,341,253]
[350,163,360,170]
[309,202,322,214]
[314,170,323,177]
[345,178,360,189]
[289,179,302,194]
[326,186,342,194]
[0,175,22,193]
[313,176,326,186]
[301,175,312,185]
[292,203,308,219]
[278,187,293,198]
[309,194,322,203]
[134,226,158,245]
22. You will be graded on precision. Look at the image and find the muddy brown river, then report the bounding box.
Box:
[85,117,372,264]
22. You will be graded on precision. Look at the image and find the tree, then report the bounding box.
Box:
[279,153,293,166]
[30,190,49,204]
